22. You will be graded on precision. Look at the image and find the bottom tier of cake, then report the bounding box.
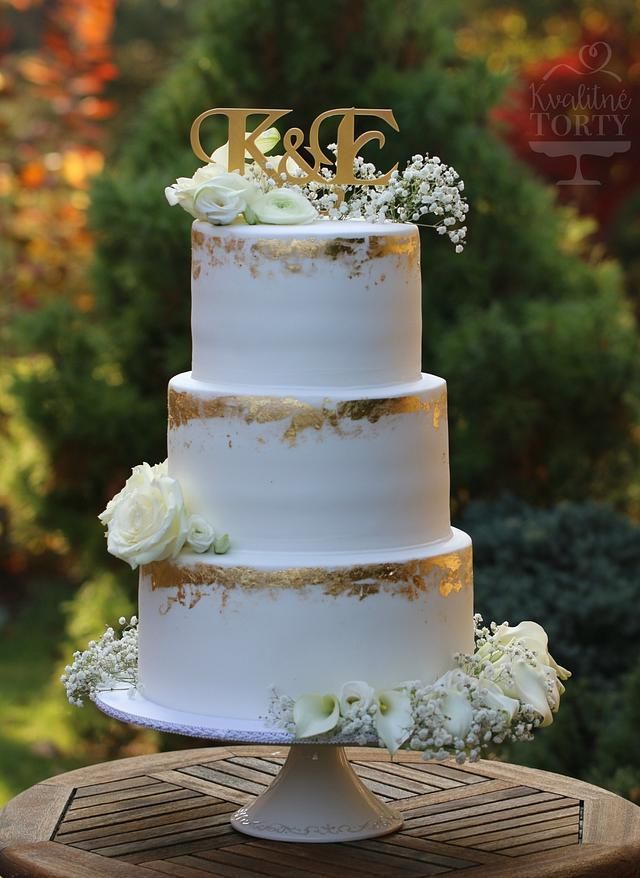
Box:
[137,528,474,721]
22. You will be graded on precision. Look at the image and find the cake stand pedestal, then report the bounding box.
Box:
[93,687,402,843]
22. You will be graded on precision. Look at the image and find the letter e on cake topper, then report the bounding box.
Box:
[190,107,399,186]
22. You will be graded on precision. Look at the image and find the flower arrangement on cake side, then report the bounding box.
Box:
[265,616,570,763]
[62,614,569,764]
[98,460,229,569]
[165,126,468,251]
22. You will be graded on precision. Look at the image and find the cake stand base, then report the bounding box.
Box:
[231,744,402,842]
[93,687,402,843]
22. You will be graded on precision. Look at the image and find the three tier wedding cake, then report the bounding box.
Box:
[138,218,474,722]
[65,111,568,762]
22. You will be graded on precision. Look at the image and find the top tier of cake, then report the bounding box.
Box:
[190,220,421,389]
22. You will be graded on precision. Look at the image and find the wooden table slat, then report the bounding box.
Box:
[151,769,252,806]
[430,803,581,843]
[226,838,428,878]
[424,797,580,836]
[56,800,235,844]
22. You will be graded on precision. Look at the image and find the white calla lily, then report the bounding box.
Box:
[477,677,520,721]
[490,621,571,681]
[431,669,475,739]
[496,657,555,726]
[339,681,375,716]
[293,693,340,738]
[374,689,413,754]
[441,690,474,739]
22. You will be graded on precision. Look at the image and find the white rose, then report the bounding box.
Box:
[245,188,318,225]
[339,680,375,716]
[98,461,165,526]
[186,514,215,553]
[164,163,226,214]
[99,463,189,569]
[374,688,413,754]
[293,693,340,738]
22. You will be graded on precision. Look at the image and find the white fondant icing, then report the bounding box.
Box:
[190,221,422,388]
[167,371,451,553]
[137,530,474,719]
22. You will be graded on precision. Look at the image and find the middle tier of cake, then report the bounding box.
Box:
[168,371,452,554]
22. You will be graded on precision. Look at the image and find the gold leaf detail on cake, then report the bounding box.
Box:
[366,235,419,259]
[249,235,417,262]
[250,239,330,260]
[191,229,418,278]
[168,388,447,441]
[142,545,472,610]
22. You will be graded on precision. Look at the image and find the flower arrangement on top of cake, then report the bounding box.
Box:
[165,107,468,251]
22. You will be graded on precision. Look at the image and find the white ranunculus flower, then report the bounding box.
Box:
[245,188,318,225]
[186,514,215,553]
[211,126,281,170]
[339,681,375,716]
[293,693,340,738]
[191,173,259,225]
[431,670,474,739]
[164,163,226,214]
[99,462,189,569]
[374,689,413,754]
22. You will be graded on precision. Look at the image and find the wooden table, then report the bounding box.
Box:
[1,746,639,877]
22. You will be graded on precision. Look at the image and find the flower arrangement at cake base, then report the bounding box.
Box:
[62,615,569,763]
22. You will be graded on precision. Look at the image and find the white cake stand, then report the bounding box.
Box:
[93,686,403,843]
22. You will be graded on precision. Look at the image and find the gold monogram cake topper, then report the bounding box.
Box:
[190,107,399,187]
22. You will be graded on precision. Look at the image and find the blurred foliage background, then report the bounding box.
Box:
[1,0,639,806]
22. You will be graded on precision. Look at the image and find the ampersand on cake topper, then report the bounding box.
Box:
[165,106,468,250]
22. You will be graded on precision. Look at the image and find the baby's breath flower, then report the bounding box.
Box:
[61,617,139,706]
